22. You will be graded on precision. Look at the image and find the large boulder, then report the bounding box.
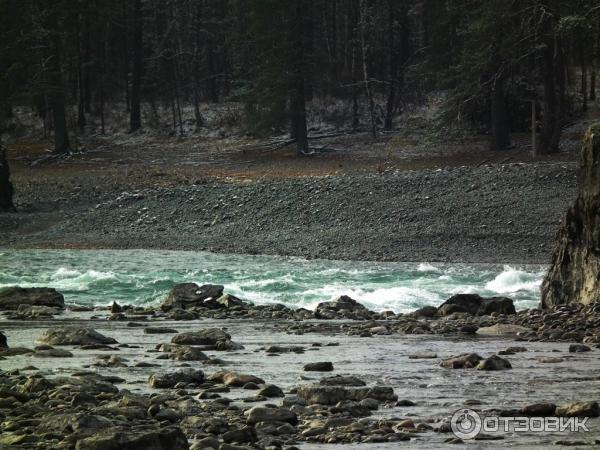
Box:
[171,328,231,346]
[315,295,371,319]
[542,125,600,308]
[296,384,396,405]
[36,327,117,346]
[245,406,297,425]
[0,287,64,310]
[438,294,515,316]
[148,369,205,388]
[160,283,224,310]
[75,426,189,450]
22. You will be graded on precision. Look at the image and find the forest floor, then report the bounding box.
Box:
[2,105,599,263]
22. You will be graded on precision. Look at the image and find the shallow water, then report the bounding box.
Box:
[0,249,545,311]
[2,314,599,448]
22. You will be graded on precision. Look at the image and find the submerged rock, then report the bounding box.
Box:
[440,353,483,369]
[476,355,512,370]
[555,401,599,417]
[36,327,118,346]
[0,287,64,310]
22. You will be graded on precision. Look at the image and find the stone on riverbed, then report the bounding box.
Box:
[36,327,118,346]
[440,353,483,369]
[148,369,205,388]
[319,375,366,386]
[161,283,224,310]
[296,384,396,405]
[168,345,209,361]
[245,406,298,425]
[75,426,189,450]
[555,401,599,417]
[171,328,231,346]
[476,355,512,370]
[0,287,65,310]
[438,294,515,316]
[209,371,265,387]
[304,361,334,372]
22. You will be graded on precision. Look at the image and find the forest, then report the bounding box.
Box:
[0,0,599,157]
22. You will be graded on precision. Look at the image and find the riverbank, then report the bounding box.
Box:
[1,161,577,263]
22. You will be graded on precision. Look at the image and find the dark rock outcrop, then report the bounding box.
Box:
[437,294,515,316]
[542,125,600,309]
[160,283,224,310]
[0,146,15,212]
[0,287,65,310]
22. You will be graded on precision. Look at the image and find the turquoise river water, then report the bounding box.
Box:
[0,249,546,312]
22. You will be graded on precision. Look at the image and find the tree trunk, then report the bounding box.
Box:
[490,74,510,151]
[384,0,396,131]
[537,36,558,155]
[290,0,309,155]
[129,0,143,132]
[579,31,587,111]
[359,0,376,138]
[47,6,71,154]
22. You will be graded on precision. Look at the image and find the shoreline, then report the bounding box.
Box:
[1,162,577,264]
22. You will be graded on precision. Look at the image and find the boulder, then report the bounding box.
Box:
[161,283,224,310]
[542,125,600,308]
[36,327,118,346]
[0,287,64,310]
[216,294,244,308]
[303,362,334,372]
[440,353,483,369]
[315,295,370,319]
[75,426,189,450]
[555,401,599,417]
[569,344,591,353]
[476,355,512,370]
[411,305,438,318]
[148,369,205,388]
[296,384,396,405]
[258,384,284,398]
[209,371,265,387]
[0,331,6,348]
[168,346,209,361]
[438,294,515,316]
[171,328,231,346]
[520,403,556,416]
[245,406,298,425]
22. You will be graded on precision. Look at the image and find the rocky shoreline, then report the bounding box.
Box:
[2,285,600,449]
[2,161,577,263]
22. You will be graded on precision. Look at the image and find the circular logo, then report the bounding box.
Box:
[451,408,482,439]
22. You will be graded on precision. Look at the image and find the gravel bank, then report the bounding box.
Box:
[1,162,576,263]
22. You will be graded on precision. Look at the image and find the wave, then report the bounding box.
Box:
[484,266,542,294]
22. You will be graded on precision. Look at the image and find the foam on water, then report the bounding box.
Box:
[0,249,546,312]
